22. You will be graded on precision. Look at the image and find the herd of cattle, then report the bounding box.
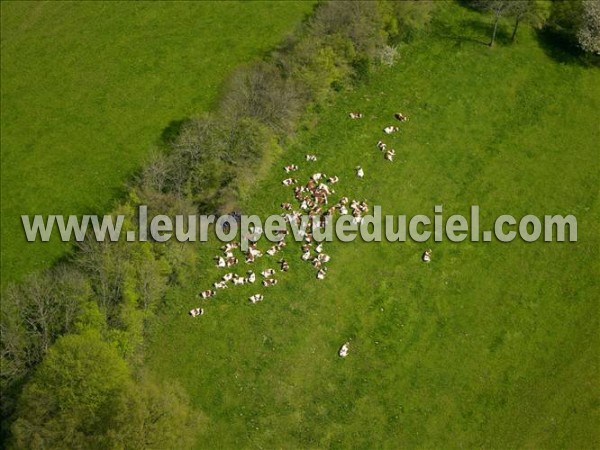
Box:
[190,111,429,358]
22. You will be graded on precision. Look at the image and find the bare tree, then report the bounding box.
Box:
[478,0,513,46]
[508,1,548,42]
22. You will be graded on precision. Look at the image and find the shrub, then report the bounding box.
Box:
[220,62,303,136]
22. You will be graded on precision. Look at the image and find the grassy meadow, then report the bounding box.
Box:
[145,3,599,448]
[0,1,314,286]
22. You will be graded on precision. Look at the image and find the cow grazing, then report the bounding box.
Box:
[383,125,399,134]
[214,281,228,289]
[394,112,409,122]
[384,149,396,162]
[349,112,363,119]
[189,308,204,317]
[302,250,311,261]
[279,259,289,272]
[262,278,278,287]
[246,271,256,283]
[338,342,350,357]
[233,276,246,286]
[305,154,318,162]
[328,175,339,184]
[261,269,276,278]
[282,178,298,186]
[377,140,387,151]
[315,243,324,253]
[284,164,299,173]
[221,242,238,252]
[318,253,331,263]
[215,257,226,268]
[222,273,234,282]
[356,166,364,179]
[249,294,264,304]
[422,249,432,263]
[200,290,216,299]
[226,257,239,267]
[316,268,328,280]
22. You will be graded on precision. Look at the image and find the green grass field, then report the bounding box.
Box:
[146,4,599,448]
[0,1,314,286]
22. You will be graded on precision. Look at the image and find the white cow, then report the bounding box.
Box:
[279,259,290,272]
[349,112,363,119]
[305,154,317,162]
[249,294,264,304]
[318,253,331,263]
[215,257,226,268]
[261,269,276,278]
[200,290,216,299]
[316,268,328,280]
[338,342,350,357]
[246,271,256,283]
[422,249,432,263]
[383,125,399,134]
[233,276,246,286]
[356,166,364,179]
[189,308,205,317]
[213,281,228,289]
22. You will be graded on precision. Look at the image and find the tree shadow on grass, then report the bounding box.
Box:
[431,17,492,47]
[160,119,187,146]
[535,28,599,68]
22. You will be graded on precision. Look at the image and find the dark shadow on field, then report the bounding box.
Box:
[431,17,491,47]
[535,28,600,68]
[455,0,483,12]
[160,119,187,145]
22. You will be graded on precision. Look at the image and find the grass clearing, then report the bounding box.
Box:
[0,1,314,286]
[146,3,599,448]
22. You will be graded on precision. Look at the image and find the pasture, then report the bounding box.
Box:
[146,3,599,448]
[0,1,314,286]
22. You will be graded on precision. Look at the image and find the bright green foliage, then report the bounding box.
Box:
[10,332,198,449]
[10,332,131,449]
